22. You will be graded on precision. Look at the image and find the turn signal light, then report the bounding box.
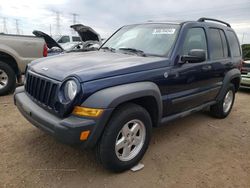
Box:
[80,130,90,141]
[72,106,103,117]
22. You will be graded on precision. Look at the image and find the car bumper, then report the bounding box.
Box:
[240,75,250,88]
[14,87,113,148]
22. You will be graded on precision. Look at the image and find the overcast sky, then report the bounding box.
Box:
[0,0,249,43]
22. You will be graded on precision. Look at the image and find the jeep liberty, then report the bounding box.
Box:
[14,18,242,172]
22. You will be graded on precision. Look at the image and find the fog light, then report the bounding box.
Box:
[72,106,103,117]
[80,130,90,141]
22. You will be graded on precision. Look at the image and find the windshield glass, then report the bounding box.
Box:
[102,23,180,56]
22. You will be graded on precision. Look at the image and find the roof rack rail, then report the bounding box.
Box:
[197,17,231,27]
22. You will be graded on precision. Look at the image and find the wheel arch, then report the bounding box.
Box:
[216,68,241,101]
[82,82,163,127]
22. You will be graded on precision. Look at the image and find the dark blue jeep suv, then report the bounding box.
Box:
[14,18,242,172]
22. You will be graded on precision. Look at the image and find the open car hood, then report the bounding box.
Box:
[33,30,63,50]
[70,24,101,43]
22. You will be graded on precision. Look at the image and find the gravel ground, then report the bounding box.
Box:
[0,90,250,188]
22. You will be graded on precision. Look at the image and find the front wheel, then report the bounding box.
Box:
[210,84,235,118]
[0,61,16,96]
[96,103,152,172]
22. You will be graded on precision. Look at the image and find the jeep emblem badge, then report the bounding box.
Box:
[42,67,48,71]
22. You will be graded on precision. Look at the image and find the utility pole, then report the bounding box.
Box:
[51,11,61,36]
[49,24,52,36]
[71,13,79,24]
[242,33,245,44]
[70,13,79,35]
[15,19,20,35]
[3,17,8,34]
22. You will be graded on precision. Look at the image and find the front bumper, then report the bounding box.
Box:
[240,74,250,88]
[14,87,113,148]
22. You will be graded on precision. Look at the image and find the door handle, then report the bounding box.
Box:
[202,65,212,71]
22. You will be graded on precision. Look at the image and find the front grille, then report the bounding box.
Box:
[25,71,59,110]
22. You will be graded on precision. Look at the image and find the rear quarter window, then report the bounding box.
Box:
[72,36,81,42]
[227,31,241,57]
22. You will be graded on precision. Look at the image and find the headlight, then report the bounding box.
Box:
[64,80,78,101]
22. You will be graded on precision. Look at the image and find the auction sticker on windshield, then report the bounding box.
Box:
[152,28,176,35]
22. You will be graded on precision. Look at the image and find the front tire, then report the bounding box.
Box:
[210,84,235,118]
[0,61,16,96]
[96,103,152,172]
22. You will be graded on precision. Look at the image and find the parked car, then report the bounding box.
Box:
[33,24,101,56]
[14,18,241,172]
[53,35,81,44]
[0,33,47,95]
[240,60,250,88]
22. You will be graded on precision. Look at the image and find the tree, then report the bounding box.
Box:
[242,44,250,60]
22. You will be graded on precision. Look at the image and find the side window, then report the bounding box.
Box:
[227,31,241,57]
[72,36,81,42]
[182,28,207,58]
[209,29,224,60]
[219,30,229,58]
[58,36,70,43]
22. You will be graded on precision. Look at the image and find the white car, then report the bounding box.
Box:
[241,60,250,88]
[53,35,81,44]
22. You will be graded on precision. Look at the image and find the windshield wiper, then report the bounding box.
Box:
[100,46,116,52]
[118,47,147,57]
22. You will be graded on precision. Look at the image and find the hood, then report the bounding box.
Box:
[70,24,101,42]
[29,51,168,82]
[33,30,63,50]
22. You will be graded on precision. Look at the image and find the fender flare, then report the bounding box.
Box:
[82,82,163,120]
[216,68,241,101]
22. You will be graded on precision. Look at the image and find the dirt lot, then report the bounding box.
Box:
[0,90,250,188]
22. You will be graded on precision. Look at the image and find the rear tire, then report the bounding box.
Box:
[210,84,235,118]
[96,103,152,172]
[0,61,16,96]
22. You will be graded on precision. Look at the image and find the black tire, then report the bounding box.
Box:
[0,61,16,96]
[96,103,152,172]
[210,84,235,118]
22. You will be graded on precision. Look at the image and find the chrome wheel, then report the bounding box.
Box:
[115,119,146,161]
[223,90,233,113]
[0,69,8,89]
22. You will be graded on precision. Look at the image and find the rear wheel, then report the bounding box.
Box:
[96,103,152,172]
[210,84,235,118]
[0,61,16,96]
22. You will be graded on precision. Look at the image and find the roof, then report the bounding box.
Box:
[139,17,232,29]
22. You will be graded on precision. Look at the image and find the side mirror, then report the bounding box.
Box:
[180,49,206,64]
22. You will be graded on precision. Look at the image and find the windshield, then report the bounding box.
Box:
[101,23,180,56]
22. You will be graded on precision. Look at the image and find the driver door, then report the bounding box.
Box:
[166,27,216,115]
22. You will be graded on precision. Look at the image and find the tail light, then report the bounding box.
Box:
[43,43,48,57]
[238,59,243,72]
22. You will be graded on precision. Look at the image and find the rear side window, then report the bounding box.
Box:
[72,36,81,42]
[227,31,241,57]
[209,29,224,60]
[219,30,229,58]
[182,27,207,57]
